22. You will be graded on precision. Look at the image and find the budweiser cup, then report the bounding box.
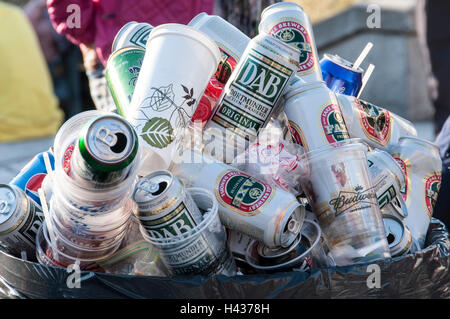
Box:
[127,24,221,173]
[336,93,417,150]
[389,137,442,248]
[298,139,390,266]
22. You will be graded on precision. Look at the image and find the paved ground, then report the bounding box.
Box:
[0,121,436,183]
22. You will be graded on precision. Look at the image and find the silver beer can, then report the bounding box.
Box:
[367,149,406,210]
[112,21,153,53]
[132,170,203,239]
[0,184,41,258]
[336,93,417,150]
[283,81,350,152]
[389,137,442,248]
[203,33,299,160]
[171,155,305,248]
[258,2,322,82]
[381,213,413,257]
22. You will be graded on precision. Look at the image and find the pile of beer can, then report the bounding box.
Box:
[0,2,442,277]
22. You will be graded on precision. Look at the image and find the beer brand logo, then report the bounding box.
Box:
[288,120,306,149]
[63,141,75,176]
[424,173,441,217]
[129,26,153,48]
[25,173,46,205]
[320,104,350,143]
[356,99,392,146]
[393,156,409,202]
[216,48,238,84]
[329,185,377,216]
[216,170,274,216]
[270,21,315,74]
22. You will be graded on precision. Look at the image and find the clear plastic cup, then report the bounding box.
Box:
[298,138,390,266]
[139,187,236,277]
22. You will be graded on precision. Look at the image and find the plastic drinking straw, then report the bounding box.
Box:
[353,42,373,70]
[357,64,375,98]
[38,188,60,262]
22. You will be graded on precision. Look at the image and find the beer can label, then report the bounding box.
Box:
[140,202,199,239]
[424,172,441,218]
[215,170,275,216]
[128,26,152,48]
[216,47,238,84]
[269,20,316,76]
[288,119,307,149]
[356,99,392,146]
[393,156,411,204]
[320,103,350,143]
[212,49,293,139]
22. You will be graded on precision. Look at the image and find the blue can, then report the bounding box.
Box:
[9,149,55,207]
[320,54,363,97]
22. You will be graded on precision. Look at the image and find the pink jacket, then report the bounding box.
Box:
[47,0,214,66]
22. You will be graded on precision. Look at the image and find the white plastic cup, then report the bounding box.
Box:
[298,138,391,266]
[127,24,221,174]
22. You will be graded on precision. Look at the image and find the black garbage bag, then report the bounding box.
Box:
[0,218,448,299]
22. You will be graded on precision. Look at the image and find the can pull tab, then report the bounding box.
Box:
[287,218,301,235]
[0,200,10,215]
[96,126,118,147]
[137,179,160,195]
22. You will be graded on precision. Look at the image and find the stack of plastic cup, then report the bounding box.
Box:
[36,111,141,270]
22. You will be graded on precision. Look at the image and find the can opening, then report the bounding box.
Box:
[110,133,127,154]
[151,181,168,196]
[0,200,8,214]
[387,233,395,245]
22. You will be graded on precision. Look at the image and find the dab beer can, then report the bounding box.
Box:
[320,54,363,96]
[367,149,405,209]
[336,93,417,149]
[203,33,299,157]
[171,153,305,248]
[389,137,442,248]
[283,81,350,152]
[68,114,139,188]
[112,21,153,52]
[259,2,322,82]
[132,170,203,238]
[106,47,146,116]
[0,184,42,258]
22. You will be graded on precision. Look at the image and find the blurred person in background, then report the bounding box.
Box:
[417,0,450,228]
[0,1,63,142]
[46,0,215,112]
[24,0,95,121]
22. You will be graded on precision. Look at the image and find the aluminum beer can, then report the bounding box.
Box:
[132,170,203,239]
[226,228,254,265]
[336,93,417,149]
[204,33,299,152]
[68,114,139,188]
[389,137,442,248]
[259,2,322,82]
[171,156,305,248]
[105,47,145,116]
[283,81,350,152]
[112,21,153,52]
[381,213,412,257]
[0,184,42,258]
[367,149,405,210]
[188,13,249,84]
[10,149,54,208]
[320,54,363,96]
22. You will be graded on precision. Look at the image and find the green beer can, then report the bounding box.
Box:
[105,47,146,116]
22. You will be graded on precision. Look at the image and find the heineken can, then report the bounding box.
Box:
[132,170,203,239]
[336,93,417,150]
[0,184,42,258]
[138,187,237,276]
[259,2,322,82]
[111,21,153,52]
[381,213,413,257]
[68,114,139,189]
[188,13,249,84]
[245,219,322,273]
[105,47,145,116]
[367,149,405,210]
[203,33,299,160]
[283,81,350,152]
[389,137,442,248]
[171,153,305,248]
